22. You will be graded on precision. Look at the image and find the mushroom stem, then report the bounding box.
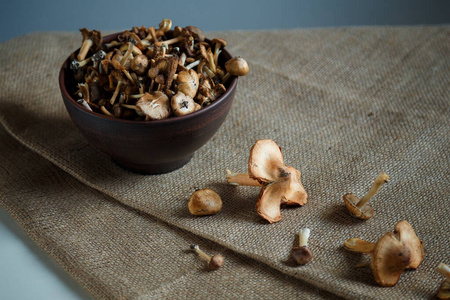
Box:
[437,263,450,281]
[120,42,134,65]
[78,39,93,61]
[100,106,114,117]
[226,169,261,186]
[344,238,376,254]
[298,228,310,247]
[77,99,92,111]
[356,172,389,209]
[110,81,123,105]
[186,60,200,70]
[190,244,224,270]
[160,35,183,46]
[191,244,211,261]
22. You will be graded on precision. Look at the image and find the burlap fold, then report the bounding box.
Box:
[0,26,449,299]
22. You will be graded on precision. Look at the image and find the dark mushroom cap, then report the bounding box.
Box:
[291,246,313,265]
[209,254,224,270]
[343,193,374,220]
[184,26,205,42]
[212,38,227,48]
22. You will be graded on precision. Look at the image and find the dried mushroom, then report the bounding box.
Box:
[226,139,308,223]
[70,19,249,120]
[291,228,313,265]
[135,91,171,120]
[190,244,224,270]
[344,220,425,287]
[188,188,222,216]
[437,263,450,299]
[343,172,389,220]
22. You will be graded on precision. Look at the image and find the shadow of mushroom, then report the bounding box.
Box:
[320,203,368,226]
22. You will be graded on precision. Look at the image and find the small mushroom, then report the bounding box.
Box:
[437,263,450,299]
[77,28,102,61]
[131,54,149,75]
[344,220,425,287]
[188,188,223,216]
[343,172,389,220]
[135,91,171,120]
[291,228,313,265]
[171,92,200,116]
[190,244,224,270]
[222,57,249,83]
[226,139,308,223]
[176,69,199,98]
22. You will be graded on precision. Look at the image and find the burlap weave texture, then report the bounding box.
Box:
[0,26,449,299]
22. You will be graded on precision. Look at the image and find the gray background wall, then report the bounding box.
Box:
[0,0,449,43]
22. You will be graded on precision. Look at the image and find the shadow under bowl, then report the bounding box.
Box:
[59,31,238,175]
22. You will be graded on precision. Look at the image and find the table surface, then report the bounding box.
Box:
[0,207,93,300]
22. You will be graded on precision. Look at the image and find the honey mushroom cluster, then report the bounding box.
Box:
[70,19,249,120]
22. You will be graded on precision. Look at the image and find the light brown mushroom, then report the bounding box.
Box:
[77,29,102,61]
[135,91,171,120]
[190,244,224,270]
[222,57,249,83]
[291,228,313,265]
[343,172,389,220]
[176,69,199,98]
[171,92,200,116]
[344,220,425,287]
[130,54,149,75]
[188,188,223,216]
[226,139,308,223]
[437,263,450,299]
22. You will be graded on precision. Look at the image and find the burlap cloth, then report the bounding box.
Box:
[0,26,448,299]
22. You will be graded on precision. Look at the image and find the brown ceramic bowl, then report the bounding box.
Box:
[59,31,237,174]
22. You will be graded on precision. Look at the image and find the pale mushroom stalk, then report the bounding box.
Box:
[110,81,123,105]
[186,60,200,70]
[291,228,313,265]
[299,228,310,247]
[226,169,261,186]
[120,42,134,66]
[100,106,114,117]
[190,244,224,270]
[206,48,216,73]
[78,39,93,62]
[77,99,92,111]
[437,263,450,281]
[356,172,390,209]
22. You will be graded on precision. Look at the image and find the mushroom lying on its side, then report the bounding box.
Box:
[344,220,425,287]
[226,139,308,223]
[437,263,450,299]
[343,172,389,220]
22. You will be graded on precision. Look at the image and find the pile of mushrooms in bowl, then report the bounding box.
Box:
[59,19,249,174]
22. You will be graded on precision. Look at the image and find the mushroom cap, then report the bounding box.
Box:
[437,280,450,300]
[188,188,223,216]
[171,92,198,116]
[130,54,149,75]
[209,254,224,270]
[291,246,313,265]
[136,91,171,120]
[249,139,308,223]
[371,231,412,287]
[343,193,374,220]
[225,57,249,77]
[393,220,425,269]
[212,38,227,47]
[184,26,205,42]
[176,69,199,98]
[79,28,102,50]
[159,19,172,32]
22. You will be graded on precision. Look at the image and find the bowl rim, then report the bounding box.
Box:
[59,31,238,125]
